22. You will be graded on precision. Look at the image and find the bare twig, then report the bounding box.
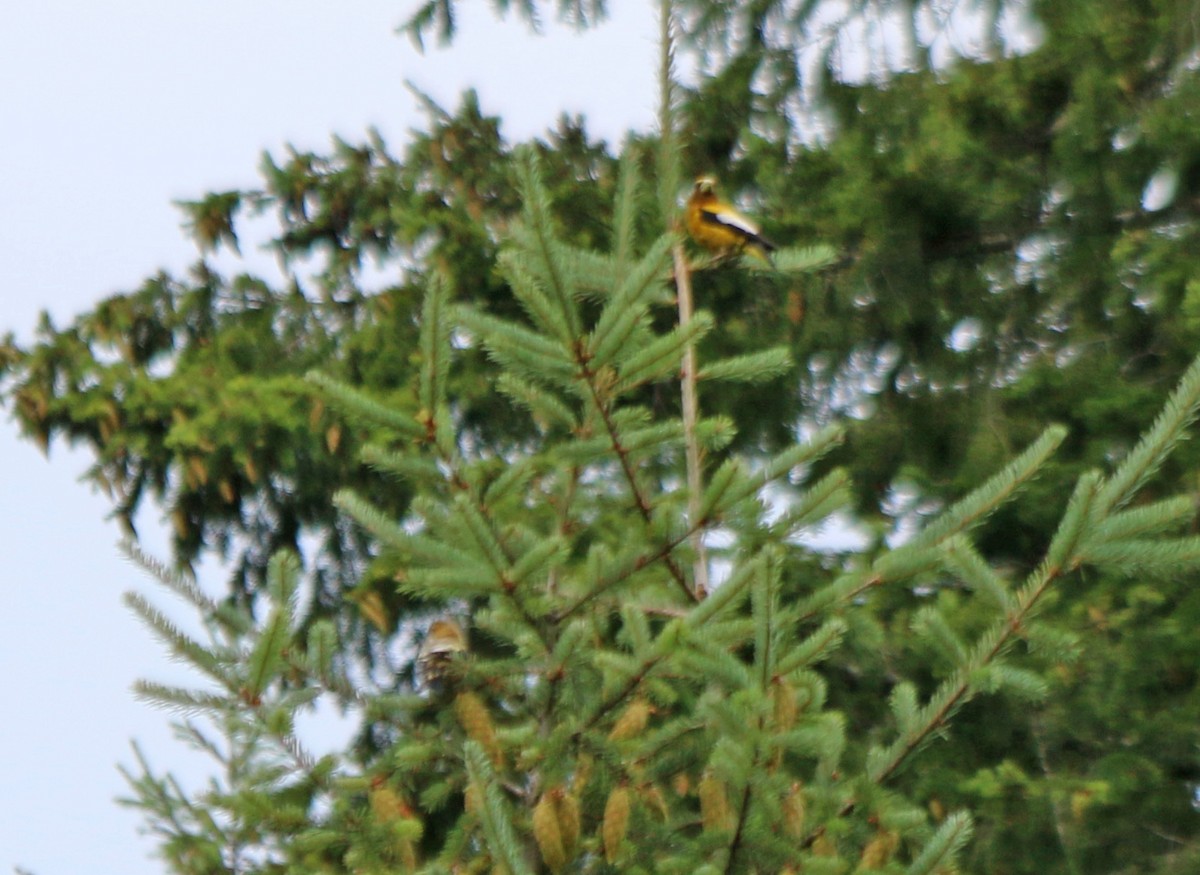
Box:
[674,242,709,597]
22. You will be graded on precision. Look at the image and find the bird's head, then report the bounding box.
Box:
[693,176,718,196]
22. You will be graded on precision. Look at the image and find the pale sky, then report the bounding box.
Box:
[0,3,656,872]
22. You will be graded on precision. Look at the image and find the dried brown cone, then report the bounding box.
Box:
[811,834,838,857]
[769,677,800,771]
[463,781,483,818]
[552,788,581,861]
[698,773,734,833]
[454,690,503,766]
[857,829,900,870]
[772,677,799,731]
[602,784,632,864]
[397,839,418,873]
[782,782,806,839]
[608,697,652,741]
[369,782,409,822]
[640,783,670,822]
[354,590,390,634]
[533,791,567,873]
[368,782,420,871]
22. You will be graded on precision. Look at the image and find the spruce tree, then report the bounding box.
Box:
[6,2,1200,871]
[120,132,1200,875]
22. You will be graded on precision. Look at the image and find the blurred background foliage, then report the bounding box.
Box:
[3,1,1199,870]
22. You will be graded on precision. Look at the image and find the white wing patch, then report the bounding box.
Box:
[703,206,761,237]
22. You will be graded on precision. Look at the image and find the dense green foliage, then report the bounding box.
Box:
[4,0,1200,871]
[117,155,1200,872]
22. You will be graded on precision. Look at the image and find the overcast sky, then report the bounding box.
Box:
[0,3,656,872]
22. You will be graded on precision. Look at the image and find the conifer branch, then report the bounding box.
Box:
[753,549,780,686]
[454,152,705,609]
[798,426,1064,623]
[120,540,218,616]
[1043,471,1102,572]
[1088,494,1195,542]
[265,550,300,624]
[767,468,853,539]
[122,591,229,683]
[1080,535,1200,576]
[906,811,973,875]
[514,151,583,340]
[698,347,792,384]
[464,741,533,875]
[723,763,759,875]
[794,359,1200,857]
[588,233,673,366]
[939,535,1017,611]
[305,370,423,438]
[359,444,444,484]
[721,553,785,873]
[418,270,452,414]
[615,310,713,390]
[705,427,845,523]
[274,727,318,775]
[909,425,1067,549]
[577,358,697,602]
[409,290,571,654]
[576,617,694,739]
[800,429,1099,847]
[1095,352,1200,515]
[132,680,232,714]
[773,618,847,676]
[554,522,704,620]
[497,243,578,348]
[613,155,640,276]
[495,372,579,430]
[577,652,666,738]
[455,308,578,386]
[246,608,290,700]
[861,544,1069,796]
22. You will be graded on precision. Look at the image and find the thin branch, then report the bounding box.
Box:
[660,0,706,598]
[1031,713,1083,875]
[675,242,709,598]
[802,549,1071,848]
[577,358,698,602]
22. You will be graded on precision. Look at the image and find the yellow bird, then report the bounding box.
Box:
[685,176,776,262]
[417,618,468,687]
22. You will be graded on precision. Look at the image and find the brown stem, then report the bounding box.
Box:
[674,242,709,598]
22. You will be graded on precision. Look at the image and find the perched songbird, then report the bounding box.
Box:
[685,176,776,262]
[417,618,468,689]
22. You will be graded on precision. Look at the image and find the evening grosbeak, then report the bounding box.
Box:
[685,176,776,262]
[417,618,468,688]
